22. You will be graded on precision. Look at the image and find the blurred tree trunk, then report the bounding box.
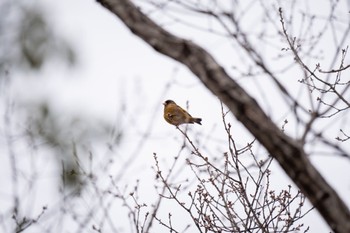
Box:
[97,0,350,232]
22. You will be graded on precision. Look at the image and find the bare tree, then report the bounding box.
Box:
[1,0,349,232]
[96,0,350,232]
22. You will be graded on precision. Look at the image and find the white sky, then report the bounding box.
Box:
[1,0,350,232]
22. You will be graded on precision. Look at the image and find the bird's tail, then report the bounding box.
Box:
[191,118,202,125]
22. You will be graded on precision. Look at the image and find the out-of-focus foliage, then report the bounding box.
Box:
[0,0,86,194]
[0,0,124,199]
[0,0,76,72]
[0,1,130,232]
[24,101,124,192]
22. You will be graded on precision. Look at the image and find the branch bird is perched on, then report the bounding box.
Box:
[163,100,202,126]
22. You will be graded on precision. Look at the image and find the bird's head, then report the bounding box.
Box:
[163,100,175,106]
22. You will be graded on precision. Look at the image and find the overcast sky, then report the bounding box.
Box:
[1,0,350,232]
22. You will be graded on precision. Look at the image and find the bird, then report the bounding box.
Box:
[163,100,202,126]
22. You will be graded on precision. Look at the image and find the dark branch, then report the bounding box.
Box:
[96,0,350,232]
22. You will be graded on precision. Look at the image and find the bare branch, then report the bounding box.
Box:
[96,0,350,231]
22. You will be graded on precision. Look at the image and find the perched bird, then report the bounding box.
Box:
[163,100,202,126]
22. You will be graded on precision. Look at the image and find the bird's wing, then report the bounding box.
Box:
[177,105,192,117]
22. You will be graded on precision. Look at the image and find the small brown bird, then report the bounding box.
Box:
[163,100,202,126]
